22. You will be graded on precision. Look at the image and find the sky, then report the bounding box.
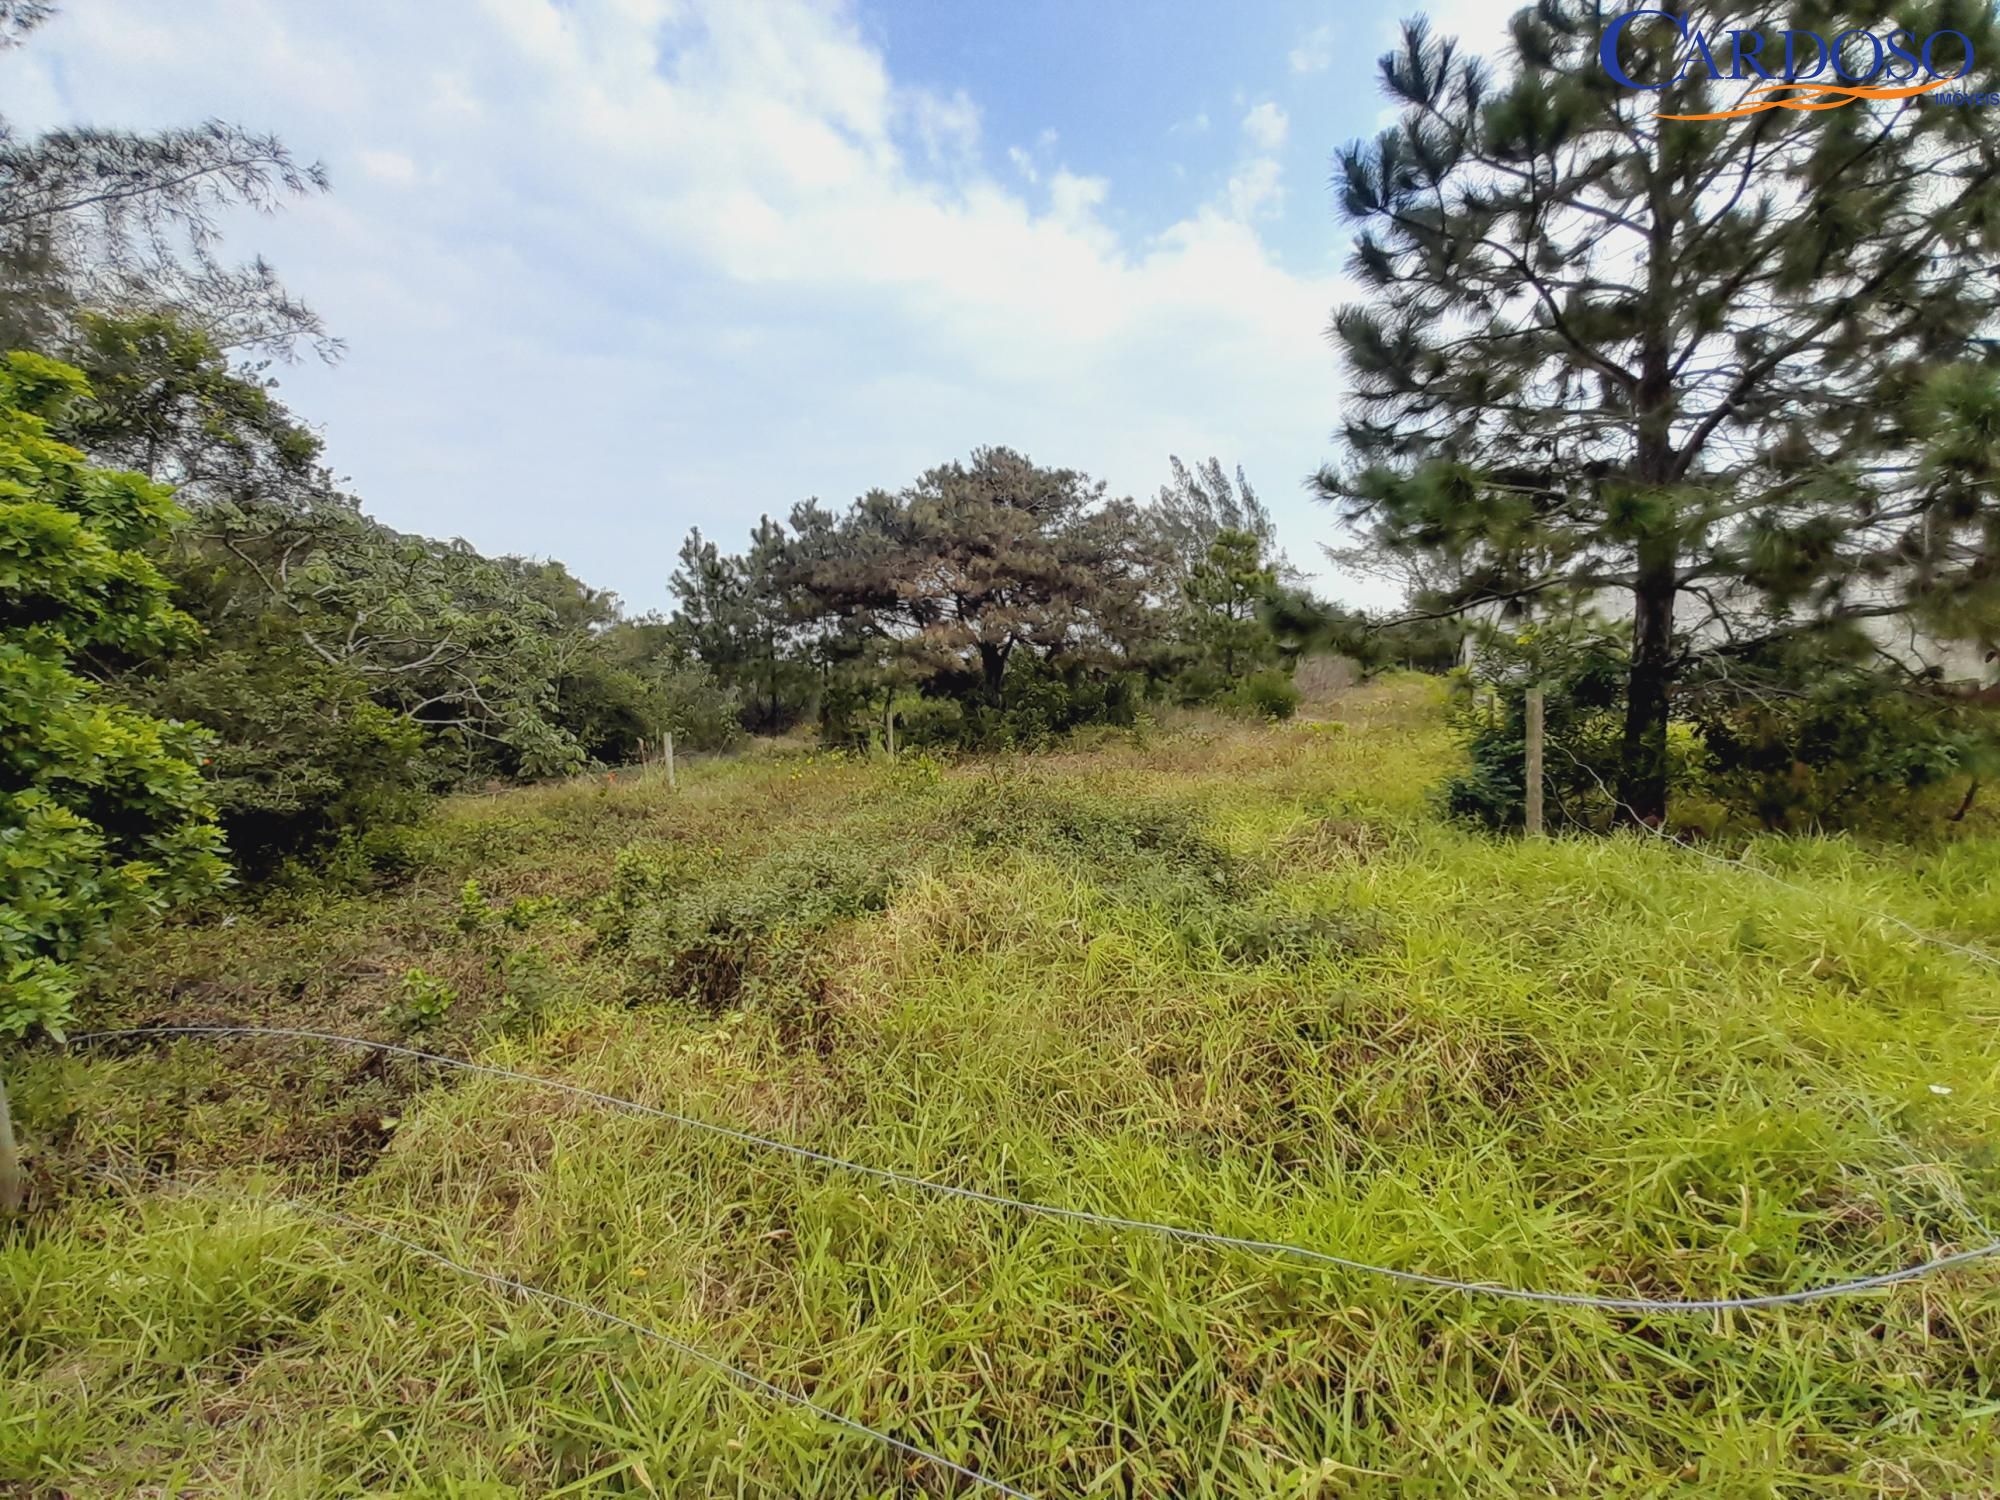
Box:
[0,0,1512,615]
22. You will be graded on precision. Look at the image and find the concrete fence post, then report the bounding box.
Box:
[1524,685,1545,837]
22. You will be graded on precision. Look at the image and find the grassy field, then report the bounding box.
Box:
[6,677,2000,1497]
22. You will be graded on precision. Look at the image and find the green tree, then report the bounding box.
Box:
[667,520,811,733]
[1320,3,2000,824]
[1146,456,1275,589]
[0,5,330,359]
[0,351,224,1037]
[55,310,326,505]
[1180,527,1278,686]
[795,447,1148,711]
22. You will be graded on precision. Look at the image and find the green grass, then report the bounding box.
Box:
[6,677,2000,1496]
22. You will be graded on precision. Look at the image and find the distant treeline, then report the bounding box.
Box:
[13,304,1453,902]
[666,451,1462,754]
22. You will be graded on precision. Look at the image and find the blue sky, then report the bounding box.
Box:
[1,0,1508,613]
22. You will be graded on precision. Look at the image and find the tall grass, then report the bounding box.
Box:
[5,677,1998,1496]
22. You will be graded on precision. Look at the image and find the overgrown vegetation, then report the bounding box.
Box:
[5,682,1999,1495]
[1442,616,2000,837]
[5,0,2000,1493]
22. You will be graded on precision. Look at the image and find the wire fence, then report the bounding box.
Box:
[55,766,2000,1485]
[70,1024,2000,1314]
[89,1163,1033,1499]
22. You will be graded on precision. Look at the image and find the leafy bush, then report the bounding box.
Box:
[384,966,456,1031]
[1684,661,2000,833]
[1225,668,1300,721]
[495,945,556,1034]
[955,783,1244,907]
[874,656,1139,753]
[135,651,436,880]
[454,878,492,933]
[0,353,226,1037]
[888,694,968,752]
[955,781,1367,966]
[605,835,896,1008]
[990,656,1139,750]
[1439,618,1633,832]
[500,894,557,930]
[1441,618,1997,835]
[599,843,706,947]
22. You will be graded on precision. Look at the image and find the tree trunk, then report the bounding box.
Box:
[977,641,1008,707]
[1617,551,1675,826]
[1617,134,1679,831]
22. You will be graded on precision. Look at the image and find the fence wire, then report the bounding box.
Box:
[71,1024,2000,1314]
[90,1164,1034,1499]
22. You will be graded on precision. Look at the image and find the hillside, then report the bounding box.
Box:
[6,678,2000,1497]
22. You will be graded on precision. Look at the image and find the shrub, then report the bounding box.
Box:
[1685,664,2000,833]
[1440,617,1994,836]
[600,843,706,947]
[881,656,1139,752]
[495,946,555,1034]
[605,835,896,1009]
[954,783,1244,907]
[500,894,557,931]
[135,652,436,880]
[890,695,969,752]
[1225,668,1300,721]
[946,656,1139,751]
[1438,617,1632,832]
[454,878,492,933]
[384,967,456,1031]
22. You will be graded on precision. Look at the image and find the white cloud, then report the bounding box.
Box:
[907,86,980,166]
[0,0,1355,607]
[1241,100,1288,150]
[1225,157,1284,221]
[1220,104,1289,223]
[357,148,418,184]
[1048,169,1108,225]
[1289,24,1335,75]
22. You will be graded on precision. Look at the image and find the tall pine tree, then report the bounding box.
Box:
[1321,1,2000,822]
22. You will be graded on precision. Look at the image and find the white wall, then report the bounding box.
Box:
[1461,582,1993,684]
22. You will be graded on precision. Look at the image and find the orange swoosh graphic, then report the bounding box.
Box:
[1655,75,1952,120]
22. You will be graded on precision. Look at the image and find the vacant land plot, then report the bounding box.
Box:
[6,678,1999,1497]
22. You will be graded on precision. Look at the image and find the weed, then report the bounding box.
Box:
[618,834,896,1009]
[453,877,492,933]
[493,946,555,1035]
[499,895,557,931]
[383,967,456,1032]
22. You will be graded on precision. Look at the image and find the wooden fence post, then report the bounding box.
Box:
[1524,685,1545,837]
[665,731,677,791]
[0,1069,21,1216]
[885,703,897,759]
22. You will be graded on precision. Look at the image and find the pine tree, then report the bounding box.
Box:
[1182,528,1278,681]
[796,447,1145,708]
[1320,2,2000,823]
